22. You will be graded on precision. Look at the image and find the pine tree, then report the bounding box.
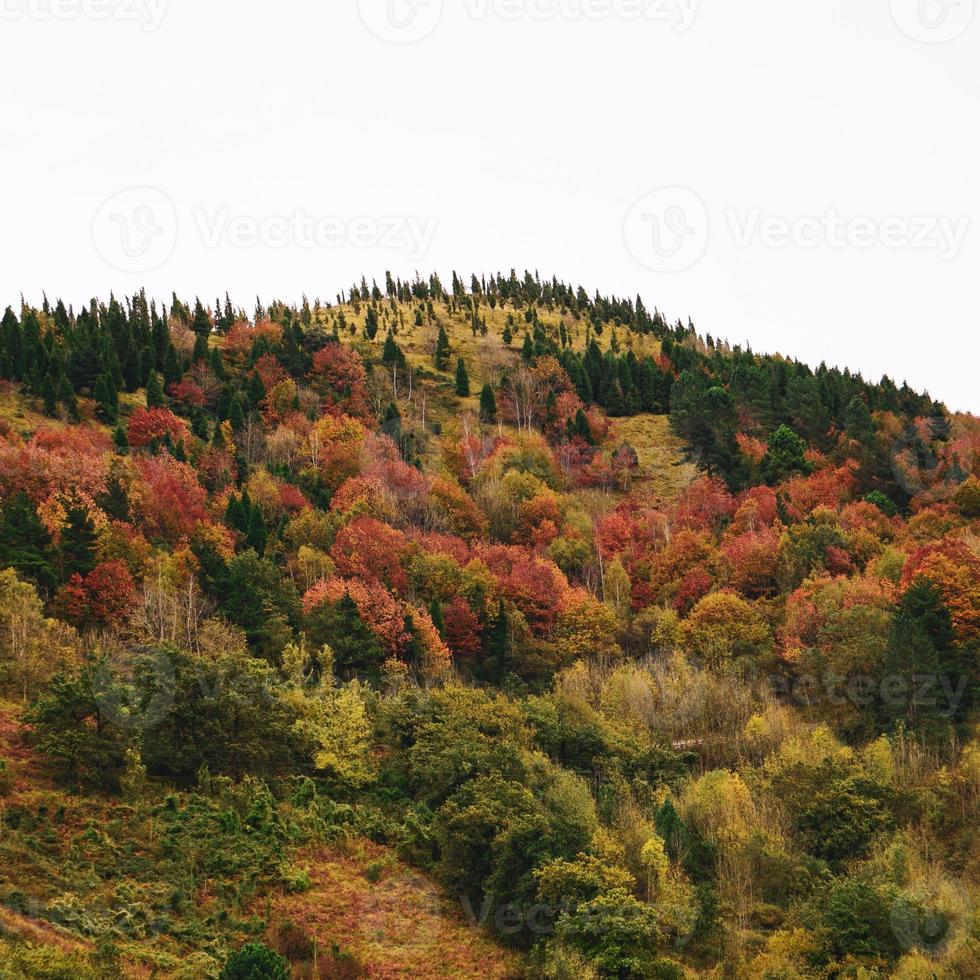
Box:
[455,357,470,397]
[434,323,451,371]
[479,383,497,424]
[364,306,379,340]
[521,332,534,363]
[246,507,268,555]
[94,374,117,423]
[228,393,245,431]
[146,369,165,408]
[59,504,97,581]
[40,372,58,416]
[113,425,130,454]
[0,492,57,593]
[56,372,78,421]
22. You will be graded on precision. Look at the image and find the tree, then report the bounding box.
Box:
[762,424,809,484]
[145,369,165,408]
[434,323,451,371]
[220,943,289,980]
[93,374,117,423]
[0,569,72,702]
[479,383,497,423]
[0,492,56,593]
[59,504,97,582]
[455,357,470,397]
[27,664,129,790]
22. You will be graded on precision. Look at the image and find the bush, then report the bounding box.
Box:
[220,942,290,980]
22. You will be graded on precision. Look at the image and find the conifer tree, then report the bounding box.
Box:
[434,323,451,371]
[60,504,97,581]
[0,493,56,593]
[146,369,165,408]
[455,357,470,397]
[479,383,497,424]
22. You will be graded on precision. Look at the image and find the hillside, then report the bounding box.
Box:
[0,271,978,978]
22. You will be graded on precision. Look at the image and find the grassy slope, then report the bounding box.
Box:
[328,295,695,501]
[0,702,519,978]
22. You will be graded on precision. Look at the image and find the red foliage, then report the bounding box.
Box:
[55,561,136,627]
[478,545,569,636]
[330,517,410,593]
[443,596,483,662]
[721,527,781,598]
[128,408,190,449]
[674,569,713,615]
[901,536,980,641]
[167,380,206,409]
[780,465,857,522]
[310,343,371,420]
[675,477,737,534]
[732,486,780,533]
[131,455,208,542]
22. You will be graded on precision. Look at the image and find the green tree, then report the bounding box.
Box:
[59,504,97,581]
[220,943,289,980]
[455,357,470,397]
[0,493,56,594]
[762,424,810,484]
[145,369,165,408]
[434,323,451,371]
[479,383,497,423]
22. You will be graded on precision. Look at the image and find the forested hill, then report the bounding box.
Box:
[0,272,977,978]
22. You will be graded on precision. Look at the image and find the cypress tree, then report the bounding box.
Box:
[434,323,451,371]
[113,425,130,454]
[455,357,470,397]
[94,374,117,423]
[60,504,97,581]
[479,383,497,423]
[56,372,78,421]
[146,369,165,408]
[41,373,58,416]
[0,492,57,593]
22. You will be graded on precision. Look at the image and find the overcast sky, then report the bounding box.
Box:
[1,0,977,411]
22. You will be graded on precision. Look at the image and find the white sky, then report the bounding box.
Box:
[1,0,978,412]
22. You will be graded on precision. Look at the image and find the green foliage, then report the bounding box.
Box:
[220,942,290,979]
[762,424,810,484]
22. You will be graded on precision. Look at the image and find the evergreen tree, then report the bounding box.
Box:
[59,504,97,582]
[455,357,470,397]
[228,393,245,431]
[113,425,130,454]
[246,506,268,555]
[56,372,78,421]
[94,374,117,423]
[40,372,58,416]
[762,425,810,484]
[479,383,497,424]
[434,323,451,371]
[146,369,165,408]
[0,493,57,593]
